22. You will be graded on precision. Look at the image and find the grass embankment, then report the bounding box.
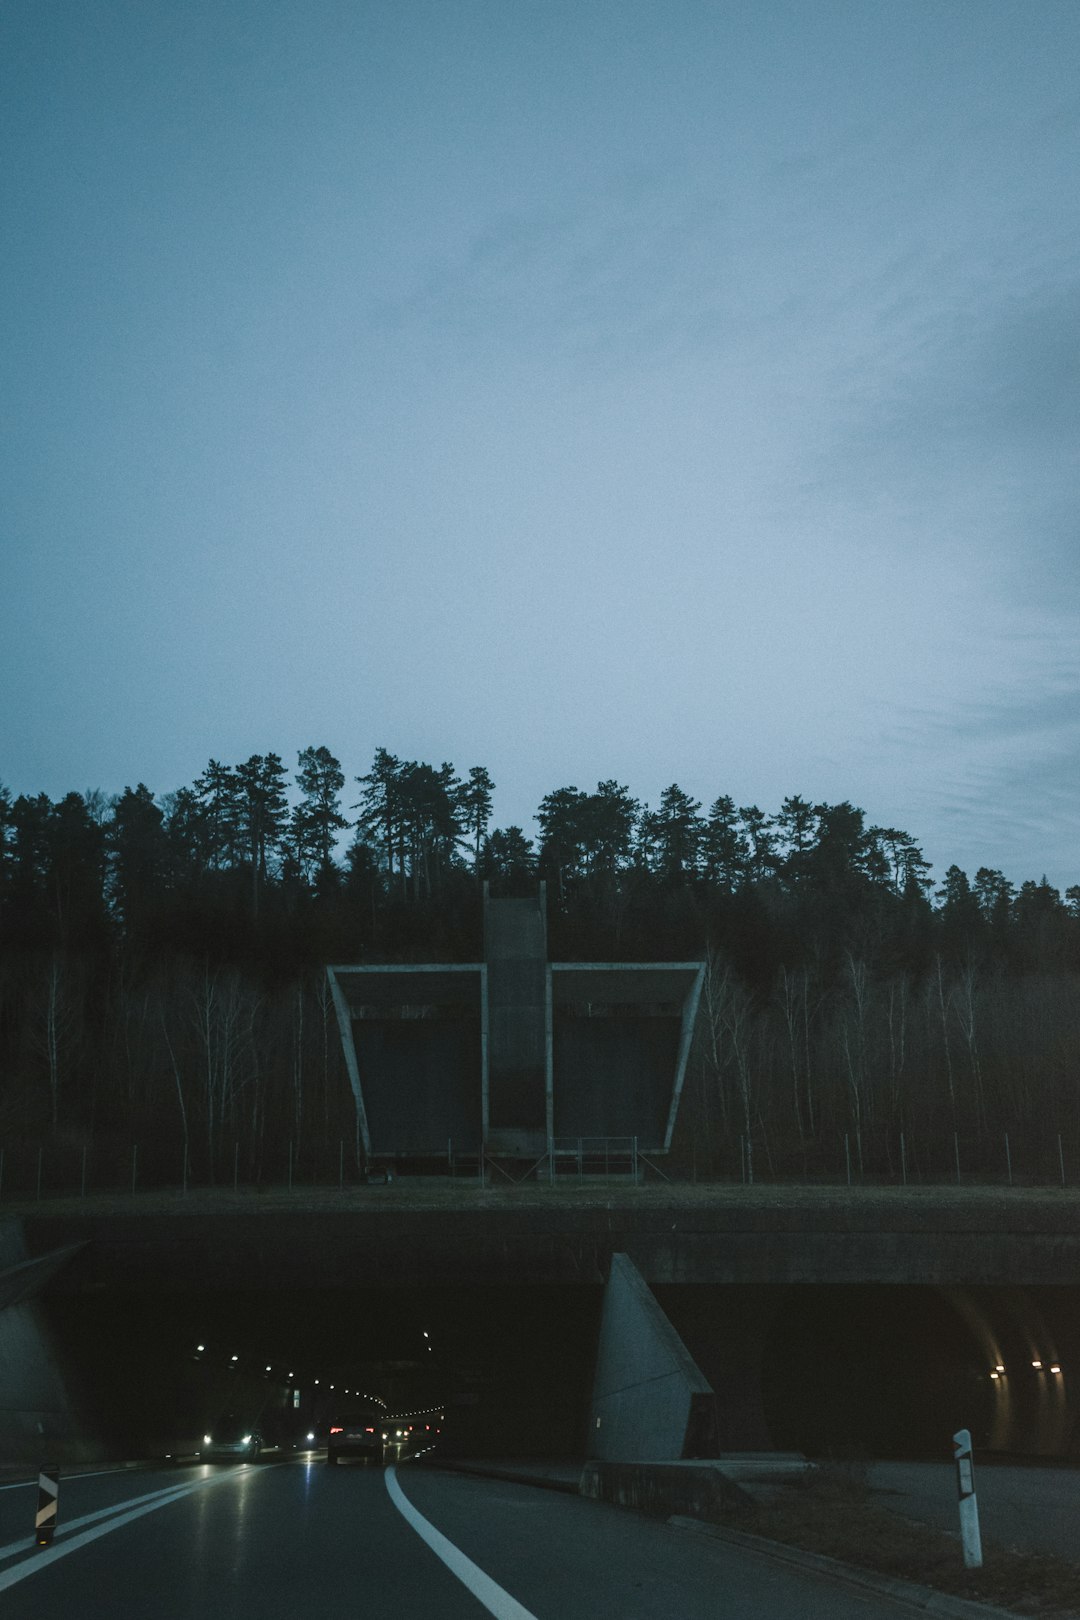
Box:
[740,1464,1080,1617]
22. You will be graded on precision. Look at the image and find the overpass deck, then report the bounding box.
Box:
[8,1183,1080,1290]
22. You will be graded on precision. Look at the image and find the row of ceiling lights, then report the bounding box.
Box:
[990,1359,1062,1380]
[194,1345,405,1403]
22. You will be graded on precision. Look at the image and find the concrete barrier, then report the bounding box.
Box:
[580,1459,750,1520]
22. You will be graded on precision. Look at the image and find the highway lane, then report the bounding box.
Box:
[0,1456,918,1617]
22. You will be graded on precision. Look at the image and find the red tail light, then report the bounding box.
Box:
[330,1426,343,1435]
[365,1427,375,1433]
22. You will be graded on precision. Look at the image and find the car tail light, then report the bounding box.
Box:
[330,1426,343,1435]
[365,1427,375,1433]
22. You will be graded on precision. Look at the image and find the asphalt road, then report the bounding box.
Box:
[0,1455,911,1619]
[867,1460,1080,1565]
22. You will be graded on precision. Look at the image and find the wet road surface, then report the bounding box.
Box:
[0,1455,922,1617]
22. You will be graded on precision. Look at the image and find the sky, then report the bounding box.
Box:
[2,0,1078,890]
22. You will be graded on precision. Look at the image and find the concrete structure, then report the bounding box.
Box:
[589,1253,714,1461]
[6,1190,1080,1463]
[327,887,705,1161]
[0,1228,96,1465]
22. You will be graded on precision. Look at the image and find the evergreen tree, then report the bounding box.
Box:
[234,754,290,915]
[536,786,589,903]
[194,759,243,870]
[701,795,748,890]
[774,794,816,883]
[458,765,495,872]
[48,791,109,947]
[354,748,403,882]
[581,780,638,877]
[108,784,170,933]
[481,826,536,892]
[738,805,777,883]
[294,746,347,883]
[655,783,702,881]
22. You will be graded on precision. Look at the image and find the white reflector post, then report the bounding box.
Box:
[952,1428,982,1569]
[35,1468,59,1548]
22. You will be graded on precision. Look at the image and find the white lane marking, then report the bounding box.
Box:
[385,1465,540,1620]
[0,1466,251,1592]
[0,1465,152,1493]
[0,1473,229,1564]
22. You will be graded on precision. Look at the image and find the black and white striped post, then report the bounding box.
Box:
[35,1467,59,1547]
[953,1428,982,1569]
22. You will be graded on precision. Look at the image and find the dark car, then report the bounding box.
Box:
[201,1415,263,1462]
[327,1412,384,1466]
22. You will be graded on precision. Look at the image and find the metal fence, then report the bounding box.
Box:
[1,1125,1078,1203]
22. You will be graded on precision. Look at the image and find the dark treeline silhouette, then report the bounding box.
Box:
[2,747,1079,1189]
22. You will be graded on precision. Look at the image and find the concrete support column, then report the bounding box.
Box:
[589,1252,713,1461]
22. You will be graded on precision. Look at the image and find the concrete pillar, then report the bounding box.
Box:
[589,1252,714,1461]
[484,890,548,1156]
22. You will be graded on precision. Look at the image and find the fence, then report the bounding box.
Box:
[1,1125,1078,1203]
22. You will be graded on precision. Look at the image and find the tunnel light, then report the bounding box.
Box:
[265,1365,271,1372]
[423,1331,429,1338]
[196,1344,205,1353]
[1050,1364,1062,1374]
[990,1372,999,1381]
[1032,1359,1043,1369]
[231,1355,239,1363]
[995,1363,1005,1373]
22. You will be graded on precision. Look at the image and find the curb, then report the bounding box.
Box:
[431,1460,583,1495]
[668,1517,1066,1620]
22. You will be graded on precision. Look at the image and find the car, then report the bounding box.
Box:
[200,1415,263,1462]
[326,1411,384,1466]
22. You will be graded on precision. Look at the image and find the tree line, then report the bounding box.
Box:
[1,745,1078,1185]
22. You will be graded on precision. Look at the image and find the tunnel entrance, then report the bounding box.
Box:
[40,1284,603,1462]
[33,1276,1080,1465]
[658,1284,1080,1460]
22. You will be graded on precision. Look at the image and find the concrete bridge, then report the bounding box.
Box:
[3,1185,1080,1466]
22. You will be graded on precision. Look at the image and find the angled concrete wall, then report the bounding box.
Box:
[0,1221,100,1465]
[589,1252,713,1461]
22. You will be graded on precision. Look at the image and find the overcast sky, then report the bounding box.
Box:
[3,1,1078,889]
